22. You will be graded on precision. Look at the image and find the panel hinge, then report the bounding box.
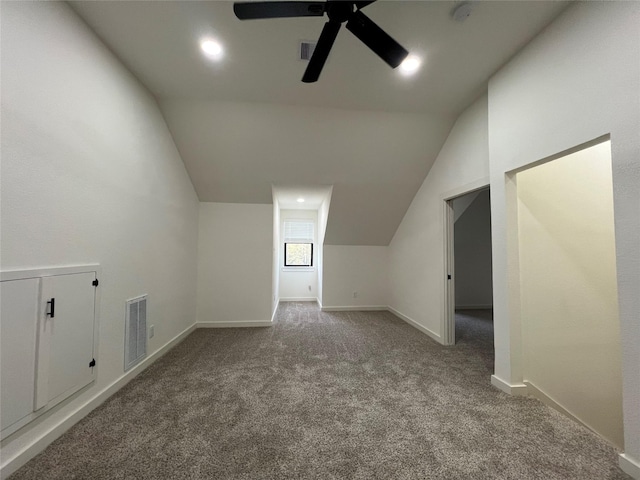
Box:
[447,274,452,280]
[92,279,99,287]
[89,358,96,368]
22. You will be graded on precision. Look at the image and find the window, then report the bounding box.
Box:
[283,220,314,267]
[285,243,313,267]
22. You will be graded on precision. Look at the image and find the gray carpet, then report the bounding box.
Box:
[11,303,629,479]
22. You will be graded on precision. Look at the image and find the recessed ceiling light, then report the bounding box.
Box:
[399,55,421,76]
[297,198,305,203]
[200,39,224,60]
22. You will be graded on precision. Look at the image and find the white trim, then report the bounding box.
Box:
[387,306,442,343]
[523,380,623,449]
[619,454,640,479]
[319,305,444,345]
[279,297,317,302]
[196,321,272,328]
[442,177,491,203]
[0,323,196,480]
[440,181,491,348]
[443,197,456,346]
[490,375,528,396]
[1,264,101,282]
[455,304,493,310]
[316,298,323,309]
[271,303,279,323]
[321,305,388,312]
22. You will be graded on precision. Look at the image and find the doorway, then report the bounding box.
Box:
[443,187,493,348]
[514,139,623,448]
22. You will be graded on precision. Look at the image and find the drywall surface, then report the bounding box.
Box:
[389,95,490,337]
[518,142,623,448]
[160,99,454,246]
[279,210,318,300]
[488,1,640,461]
[322,246,389,308]
[454,190,493,309]
[452,190,480,223]
[0,0,198,470]
[316,195,331,306]
[197,203,273,324]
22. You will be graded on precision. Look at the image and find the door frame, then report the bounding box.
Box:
[441,179,490,346]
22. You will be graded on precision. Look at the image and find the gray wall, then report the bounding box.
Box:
[454,190,493,309]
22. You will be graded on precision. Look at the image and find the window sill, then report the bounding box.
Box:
[281,267,316,272]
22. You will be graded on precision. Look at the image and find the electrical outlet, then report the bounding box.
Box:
[308,285,312,291]
[149,325,155,339]
[353,291,358,298]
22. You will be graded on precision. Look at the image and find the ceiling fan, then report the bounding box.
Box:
[233,1,409,83]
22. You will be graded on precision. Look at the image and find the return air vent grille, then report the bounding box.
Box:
[300,41,316,61]
[124,295,147,371]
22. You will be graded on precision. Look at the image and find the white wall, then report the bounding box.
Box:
[518,141,622,448]
[197,203,273,325]
[454,190,493,309]
[279,209,318,300]
[322,246,389,308]
[0,1,199,473]
[389,95,490,339]
[316,195,331,306]
[488,1,640,468]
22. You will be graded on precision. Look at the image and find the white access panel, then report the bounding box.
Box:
[35,272,97,410]
[0,278,40,431]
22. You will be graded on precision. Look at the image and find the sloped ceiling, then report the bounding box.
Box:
[159,99,452,244]
[69,0,568,245]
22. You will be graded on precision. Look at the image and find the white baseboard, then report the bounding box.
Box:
[271,303,279,323]
[620,454,640,479]
[386,306,441,343]
[524,380,623,450]
[321,305,388,312]
[279,297,318,302]
[490,375,528,396]
[321,305,443,345]
[0,323,196,480]
[455,304,493,310]
[196,320,272,328]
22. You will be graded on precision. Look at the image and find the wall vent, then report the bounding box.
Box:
[124,295,147,371]
[299,41,316,60]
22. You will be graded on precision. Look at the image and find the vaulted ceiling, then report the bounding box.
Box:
[70,0,568,245]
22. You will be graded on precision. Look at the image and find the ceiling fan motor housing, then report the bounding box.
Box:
[326,2,354,23]
[233,1,409,82]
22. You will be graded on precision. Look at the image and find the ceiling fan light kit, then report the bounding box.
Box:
[233,0,410,83]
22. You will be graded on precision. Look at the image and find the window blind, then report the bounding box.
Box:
[284,221,314,243]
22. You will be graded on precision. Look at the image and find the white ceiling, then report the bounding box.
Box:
[273,185,332,210]
[70,0,567,116]
[69,0,569,245]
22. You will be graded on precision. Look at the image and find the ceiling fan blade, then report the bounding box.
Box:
[346,9,408,68]
[302,20,341,83]
[233,1,326,20]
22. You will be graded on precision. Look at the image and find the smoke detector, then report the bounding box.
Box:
[452,3,474,22]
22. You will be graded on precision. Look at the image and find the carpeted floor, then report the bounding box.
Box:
[11,303,629,479]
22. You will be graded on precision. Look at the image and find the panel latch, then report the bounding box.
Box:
[46,298,55,317]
